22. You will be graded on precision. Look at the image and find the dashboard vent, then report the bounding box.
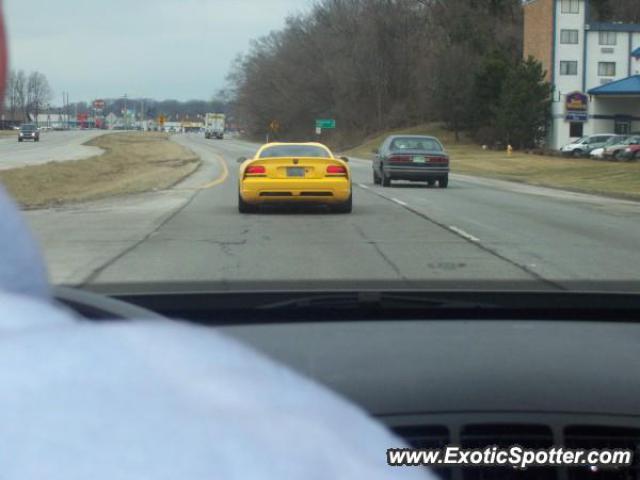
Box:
[564,426,640,480]
[460,424,556,480]
[392,425,451,479]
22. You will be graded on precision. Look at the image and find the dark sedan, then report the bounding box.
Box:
[373,135,449,188]
[18,124,40,142]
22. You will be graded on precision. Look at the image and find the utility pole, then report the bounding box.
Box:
[123,93,128,129]
[140,98,145,130]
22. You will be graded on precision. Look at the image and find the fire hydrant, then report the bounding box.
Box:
[507,144,513,156]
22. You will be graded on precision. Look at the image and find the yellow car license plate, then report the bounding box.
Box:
[287,167,306,177]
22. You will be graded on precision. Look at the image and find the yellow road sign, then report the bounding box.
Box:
[270,120,280,132]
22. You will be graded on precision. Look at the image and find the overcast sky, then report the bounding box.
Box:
[4,0,313,104]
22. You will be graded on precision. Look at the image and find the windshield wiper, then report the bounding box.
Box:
[256,292,497,311]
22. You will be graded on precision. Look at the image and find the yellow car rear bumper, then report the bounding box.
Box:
[240,178,351,204]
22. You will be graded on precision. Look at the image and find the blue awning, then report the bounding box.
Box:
[588,75,640,95]
[633,47,640,59]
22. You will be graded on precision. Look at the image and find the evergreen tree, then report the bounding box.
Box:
[495,57,551,150]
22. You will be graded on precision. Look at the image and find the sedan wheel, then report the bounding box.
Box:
[381,171,391,187]
[572,150,584,158]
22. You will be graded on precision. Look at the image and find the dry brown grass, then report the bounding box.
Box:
[0,130,17,138]
[344,124,640,200]
[0,132,200,208]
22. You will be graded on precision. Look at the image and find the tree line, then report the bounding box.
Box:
[228,0,551,149]
[4,70,53,123]
[228,0,639,149]
[39,98,227,122]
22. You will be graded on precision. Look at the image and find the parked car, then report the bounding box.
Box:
[590,135,628,159]
[602,135,640,160]
[373,135,450,188]
[560,134,616,157]
[18,124,40,142]
[618,141,640,161]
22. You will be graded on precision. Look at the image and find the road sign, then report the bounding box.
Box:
[315,119,336,129]
[158,115,166,126]
[270,120,280,132]
[315,127,322,135]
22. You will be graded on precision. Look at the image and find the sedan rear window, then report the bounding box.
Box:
[259,145,331,158]
[390,137,442,151]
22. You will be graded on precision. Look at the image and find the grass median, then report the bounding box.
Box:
[344,124,640,201]
[0,132,201,208]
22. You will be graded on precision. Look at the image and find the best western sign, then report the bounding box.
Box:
[565,92,588,122]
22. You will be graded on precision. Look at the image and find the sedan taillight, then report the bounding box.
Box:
[429,157,449,164]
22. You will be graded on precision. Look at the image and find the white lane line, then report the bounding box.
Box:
[358,183,370,190]
[391,197,408,207]
[449,226,480,243]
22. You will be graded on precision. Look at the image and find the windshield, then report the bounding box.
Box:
[604,135,626,146]
[259,145,331,158]
[1,0,639,295]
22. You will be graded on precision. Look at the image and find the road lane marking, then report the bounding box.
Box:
[449,226,480,243]
[199,152,229,189]
[352,182,564,289]
[358,183,370,190]
[391,197,408,207]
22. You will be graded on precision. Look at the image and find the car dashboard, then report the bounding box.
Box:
[55,286,640,480]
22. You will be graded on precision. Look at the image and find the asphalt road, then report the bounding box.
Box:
[24,132,640,291]
[0,130,106,170]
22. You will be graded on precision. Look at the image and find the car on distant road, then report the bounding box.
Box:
[560,134,616,157]
[602,135,640,161]
[589,135,627,159]
[237,142,352,214]
[18,124,40,142]
[373,135,449,188]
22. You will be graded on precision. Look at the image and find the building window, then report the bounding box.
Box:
[560,29,579,44]
[599,32,617,46]
[598,62,616,76]
[560,61,578,75]
[569,122,584,138]
[561,0,580,14]
[615,119,631,135]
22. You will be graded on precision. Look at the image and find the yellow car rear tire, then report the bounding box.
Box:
[238,193,259,214]
[331,194,352,214]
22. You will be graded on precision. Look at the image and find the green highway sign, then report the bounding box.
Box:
[315,119,336,129]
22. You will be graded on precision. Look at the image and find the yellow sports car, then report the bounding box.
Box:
[237,142,352,214]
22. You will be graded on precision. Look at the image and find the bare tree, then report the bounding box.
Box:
[5,70,27,121]
[26,71,52,124]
